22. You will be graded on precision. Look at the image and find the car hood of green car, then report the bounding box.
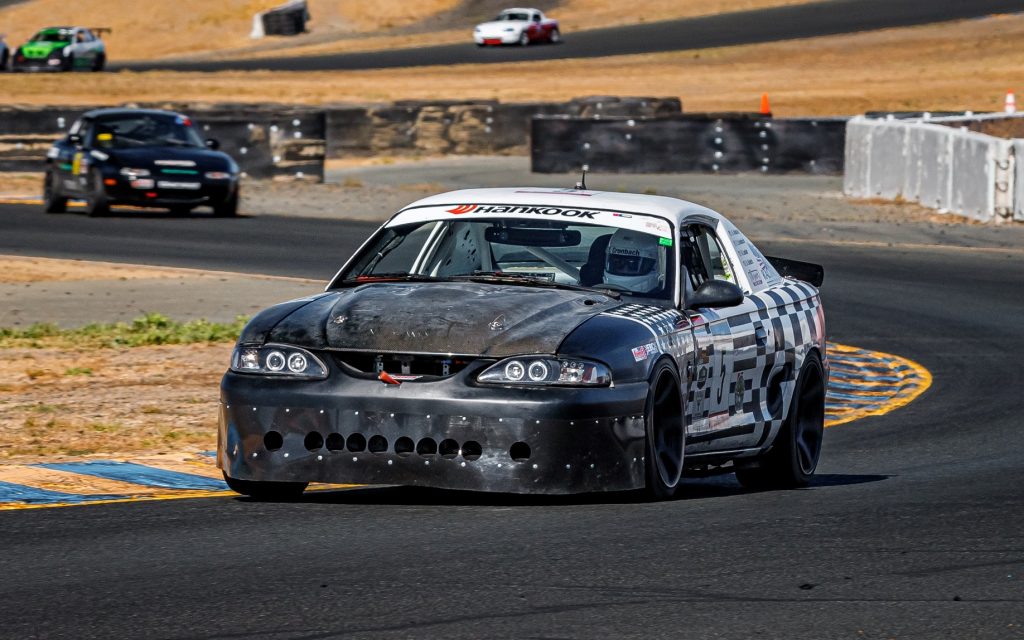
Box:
[20,40,69,58]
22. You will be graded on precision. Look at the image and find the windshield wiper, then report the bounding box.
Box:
[451,272,621,299]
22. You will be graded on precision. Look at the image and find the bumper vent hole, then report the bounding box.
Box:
[304,431,324,452]
[416,438,438,455]
[509,442,531,461]
[264,431,283,451]
[462,441,482,461]
[325,433,345,451]
[395,436,415,457]
[439,438,460,459]
[368,435,389,454]
[346,433,366,452]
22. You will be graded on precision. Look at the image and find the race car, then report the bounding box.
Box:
[11,26,107,72]
[474,8,560,46]
[218,187,828,500]
[43,108,240,217]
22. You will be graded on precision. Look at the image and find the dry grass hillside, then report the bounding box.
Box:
[0,0,812,61]
[5,14,1023,117]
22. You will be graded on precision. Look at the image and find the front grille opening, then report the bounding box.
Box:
[462,440,482,461]
[304,431,324,452]
[509,442,531,461]
[346,433,367,452]
[333,352,474,379]
[439,438,460,459]
[394,436,415,457]
[368,435,389,454]
[325,433,346,451]
[416,438,438,456]
[264,431,284,451]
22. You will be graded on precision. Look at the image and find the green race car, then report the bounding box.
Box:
[12,26,107,72]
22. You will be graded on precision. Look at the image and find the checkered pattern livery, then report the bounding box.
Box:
[601,278,824,450]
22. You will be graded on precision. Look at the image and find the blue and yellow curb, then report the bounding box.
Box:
[0,341,930,510]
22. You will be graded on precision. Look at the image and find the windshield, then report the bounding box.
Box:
[30,29,72,42]
[336,218,675,300]
[89,114,205,149]
[496,12,530,21]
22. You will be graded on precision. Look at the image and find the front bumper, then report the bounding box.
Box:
[474,33,519,45]
[218,363,650,494]
[12,59,63,72]
[104,180,235,208]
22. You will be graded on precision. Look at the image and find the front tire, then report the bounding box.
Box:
[212,189,238,217]
[644,360,685,500]
[223,472,307,501]
[84,168,109,217]
[43,170,67,213]
[736,351,825,490]
[518,31,530,46]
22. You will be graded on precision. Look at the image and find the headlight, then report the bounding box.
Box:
[478,357,611,386]
[231,345,327,379]
[204,171,232,180]
[120,167,151,177]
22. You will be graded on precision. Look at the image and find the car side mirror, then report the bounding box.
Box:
[205,138,220,150]
[67,133,82,145]
[685,280,744,310]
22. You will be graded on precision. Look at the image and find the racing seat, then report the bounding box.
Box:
[579,233,612,286]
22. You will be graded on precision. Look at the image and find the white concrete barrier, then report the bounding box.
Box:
[844,116,1017,223]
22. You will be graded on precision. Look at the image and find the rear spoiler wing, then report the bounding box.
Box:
[765,256,824,287]
[90,27,113,37]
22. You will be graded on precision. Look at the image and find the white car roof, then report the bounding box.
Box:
[501,8,540,13]
[396,187,728,229]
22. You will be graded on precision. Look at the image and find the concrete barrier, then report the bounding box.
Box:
[531,114,846,174]
[843,115,1018,223]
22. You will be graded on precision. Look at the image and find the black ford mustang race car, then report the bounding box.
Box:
[44,108,240,216]
[219,188,827,500]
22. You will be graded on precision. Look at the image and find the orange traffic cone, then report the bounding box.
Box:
[1005,90,1016,114]
[759,93,772,116]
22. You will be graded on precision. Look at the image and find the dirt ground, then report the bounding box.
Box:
[4,15,1022,116]
[0,0,810,61]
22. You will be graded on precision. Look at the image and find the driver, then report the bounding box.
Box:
[603,228,664,294]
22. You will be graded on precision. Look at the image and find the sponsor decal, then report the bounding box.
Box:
[154,160,197,167]
[156,181,201,190]
[446,204,600,219]
[631,342,658,362]
[611,247,641,257]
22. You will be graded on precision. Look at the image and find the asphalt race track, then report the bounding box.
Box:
[120,0,1024,73]
[0,202,1021,638]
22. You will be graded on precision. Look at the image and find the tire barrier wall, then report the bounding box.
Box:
[0,104,326,180]
[325,96,683,159]
[843,116,1016,223]
[529,114,847,174]
[251,1,310,38]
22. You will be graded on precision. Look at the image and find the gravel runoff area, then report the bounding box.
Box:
[3,156,1024,462]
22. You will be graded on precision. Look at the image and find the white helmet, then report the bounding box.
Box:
[604,229,662,293]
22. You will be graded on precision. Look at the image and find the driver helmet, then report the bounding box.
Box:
[604,229,662,293]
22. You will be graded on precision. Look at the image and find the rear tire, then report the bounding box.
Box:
[223,472,307,501]
[735,351,825,490]
[61,53,74,71]
[212,189,239,217]
[43,170,67,213]
[92,53,105,72]
[84,168,109,217]
[549,28,561,44]
[643,360,685,500]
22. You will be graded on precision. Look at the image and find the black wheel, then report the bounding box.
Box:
[61,53,74,71]
[549,28,561,44]
[212,188,238,217]
[736,351,825,490]
[43,170,67,213]
[0,49,8,71]
[518,31,530,46]
[643,359,685,500]
[92,53,105,72]
[84,168,109,217]
[223,471,307,501]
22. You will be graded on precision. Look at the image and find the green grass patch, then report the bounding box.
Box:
[0,313,249,348]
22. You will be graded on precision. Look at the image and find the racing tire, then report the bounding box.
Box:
[643,359,685,500]
[223,472,308,501]
[518,31,530,46]
[92,53,105,72]
[0,50,8,72]
[61,53,74,72]
[549,28,561,44]
[735,351,825,490]
[43,170,67,213]
[212,189,239,217]
[84,168,110,217]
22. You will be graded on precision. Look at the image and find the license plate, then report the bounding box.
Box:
[156,181,201,190]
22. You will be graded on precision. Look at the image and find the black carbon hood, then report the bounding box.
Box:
[264,282,620,356]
